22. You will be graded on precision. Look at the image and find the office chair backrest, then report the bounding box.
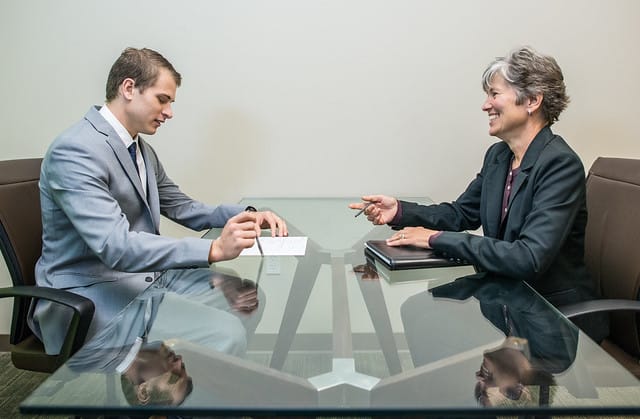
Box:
[584,157,640,357]
[0,158,43,342]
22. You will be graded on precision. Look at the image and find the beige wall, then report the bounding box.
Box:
[2,0,639,333]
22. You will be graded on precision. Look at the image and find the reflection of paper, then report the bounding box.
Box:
[240,236,308,256]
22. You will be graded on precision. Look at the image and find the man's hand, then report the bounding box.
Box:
[208,212,260,263]
[254,210,288,237]
[211,274,259,313]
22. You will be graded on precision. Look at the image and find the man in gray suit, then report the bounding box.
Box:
[30,47,287,355]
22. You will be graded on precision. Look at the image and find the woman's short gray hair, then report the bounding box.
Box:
[482,46,569,125]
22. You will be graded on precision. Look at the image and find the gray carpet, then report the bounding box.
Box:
[0,352,60,418]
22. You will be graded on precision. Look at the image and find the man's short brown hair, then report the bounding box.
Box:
[105,47,181,102]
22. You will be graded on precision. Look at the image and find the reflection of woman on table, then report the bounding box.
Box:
[424,273,579,407]
[475,337,554,408]
[351,46,605,339]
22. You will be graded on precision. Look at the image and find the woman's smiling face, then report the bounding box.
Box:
[481,74,529,141]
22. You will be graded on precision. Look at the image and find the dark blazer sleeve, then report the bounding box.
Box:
[398,183,482,232]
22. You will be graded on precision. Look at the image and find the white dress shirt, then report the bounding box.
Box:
[99,104,148,197]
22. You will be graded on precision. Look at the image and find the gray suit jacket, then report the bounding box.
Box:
[396,126,598,305]
[31,106,244,354]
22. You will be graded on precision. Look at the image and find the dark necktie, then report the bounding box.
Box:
[128,142,139,175]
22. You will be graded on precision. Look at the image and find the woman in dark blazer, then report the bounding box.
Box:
[351,46,605,338]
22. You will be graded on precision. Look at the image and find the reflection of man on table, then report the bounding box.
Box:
[155,268,264,357]
[119,341,192,407]
[66,267,263,406]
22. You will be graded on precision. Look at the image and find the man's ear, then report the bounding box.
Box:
[121,78,136,101]
[136,382,151,405]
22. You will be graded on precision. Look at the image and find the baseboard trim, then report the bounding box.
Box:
[0,334,10,352]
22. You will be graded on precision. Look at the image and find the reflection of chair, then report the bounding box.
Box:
[0,158,94,373]
[560,157,640,378]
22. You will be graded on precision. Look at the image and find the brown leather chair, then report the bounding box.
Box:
[561,157,640,378]
[0,158,94,373]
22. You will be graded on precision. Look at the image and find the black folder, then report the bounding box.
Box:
[364,240,472,270]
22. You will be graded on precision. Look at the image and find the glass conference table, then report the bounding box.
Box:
[21,198,640,417]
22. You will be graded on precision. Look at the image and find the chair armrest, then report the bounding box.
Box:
[0,285,95,354]
[559,299,640,319]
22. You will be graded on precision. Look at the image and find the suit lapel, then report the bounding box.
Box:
[509,170,528,208]
[106,135,147,201]
[89,108,159,232]
[507,126,553,208]
[139,139,161,233]
[484,146,512,237]
[87,106,148,202]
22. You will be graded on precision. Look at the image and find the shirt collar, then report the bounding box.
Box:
[99,104,139,148]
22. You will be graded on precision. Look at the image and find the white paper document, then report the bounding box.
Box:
[240,236,308,256]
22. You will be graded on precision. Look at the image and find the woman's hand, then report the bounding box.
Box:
[349,195,399,225]
[386,226,440,249]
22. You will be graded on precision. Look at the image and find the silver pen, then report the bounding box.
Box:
[354,202,373,218]
[255,234,264,256]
